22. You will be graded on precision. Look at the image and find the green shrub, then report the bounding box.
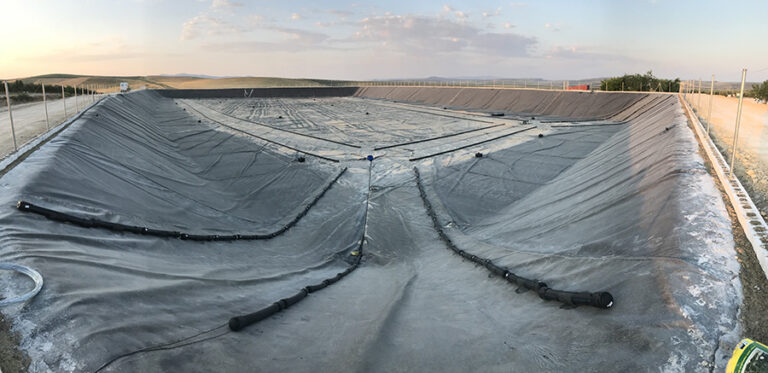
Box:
[600,71,680,92]
[751,81,768,102]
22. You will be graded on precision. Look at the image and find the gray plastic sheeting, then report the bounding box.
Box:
[0,89,740,372]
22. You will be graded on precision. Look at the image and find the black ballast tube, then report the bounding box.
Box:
[229,162,374,332]
[228,261,360,331]
[414,167,613,309]
[17,167,347,242]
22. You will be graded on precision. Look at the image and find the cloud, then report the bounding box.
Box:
[347,15,536,57]
[206,27,332,52]
[270,26,328,44]
[482,8,501,17]
[211,0,242,9]
[181,0,245,40]
[248,14,264,25]
[328,9,353,19]
[503,22,514,29]
[543,22,560,32]
[441,4,468,21]
[544,45,639,63]
[181,6,535,59]
[181,14,242,40]
[316,19,354,28]
[27,36,161,62]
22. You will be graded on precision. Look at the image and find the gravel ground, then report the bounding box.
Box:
[0,313,29,373]
[0,95,92,159]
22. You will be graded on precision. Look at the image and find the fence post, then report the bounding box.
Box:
[707,75,714,135]
[3,81,18,151]
[729,68,747,176]
[75,85,79,113]
[697,78,702,110]
[62,85,67,118]
[42,83,50,130]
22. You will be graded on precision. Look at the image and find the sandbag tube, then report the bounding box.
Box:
[228,245,363,331]
[16,168,347,241]
[413,167,614,309]
[93,164,371,371]
[229,162,373,331]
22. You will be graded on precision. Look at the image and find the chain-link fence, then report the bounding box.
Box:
[0,82,118,161]
[325,79,604,91]
[681,71,768,218]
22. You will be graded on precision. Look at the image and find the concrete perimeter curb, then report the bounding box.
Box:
[679,94,768,282]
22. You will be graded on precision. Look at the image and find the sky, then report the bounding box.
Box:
[1,0,767,81]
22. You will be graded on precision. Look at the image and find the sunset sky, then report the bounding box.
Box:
[1,0,767,81]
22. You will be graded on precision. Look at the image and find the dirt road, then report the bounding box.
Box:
[0,95,93,159]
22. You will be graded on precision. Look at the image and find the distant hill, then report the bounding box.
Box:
[156,73,240,79]
[15,74,341,91]
[19,74,170,90]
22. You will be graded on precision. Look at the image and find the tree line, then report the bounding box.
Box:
[3,80,91,95]
[600,71,680,92]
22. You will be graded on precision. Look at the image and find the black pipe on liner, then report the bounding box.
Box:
[91,164,368,371]
[413,167,613,309]
[229,162,373,331]
[17,168,347,242]
[228,259,361,331]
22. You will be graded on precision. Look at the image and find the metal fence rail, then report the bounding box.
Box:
[0,82,121,160]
